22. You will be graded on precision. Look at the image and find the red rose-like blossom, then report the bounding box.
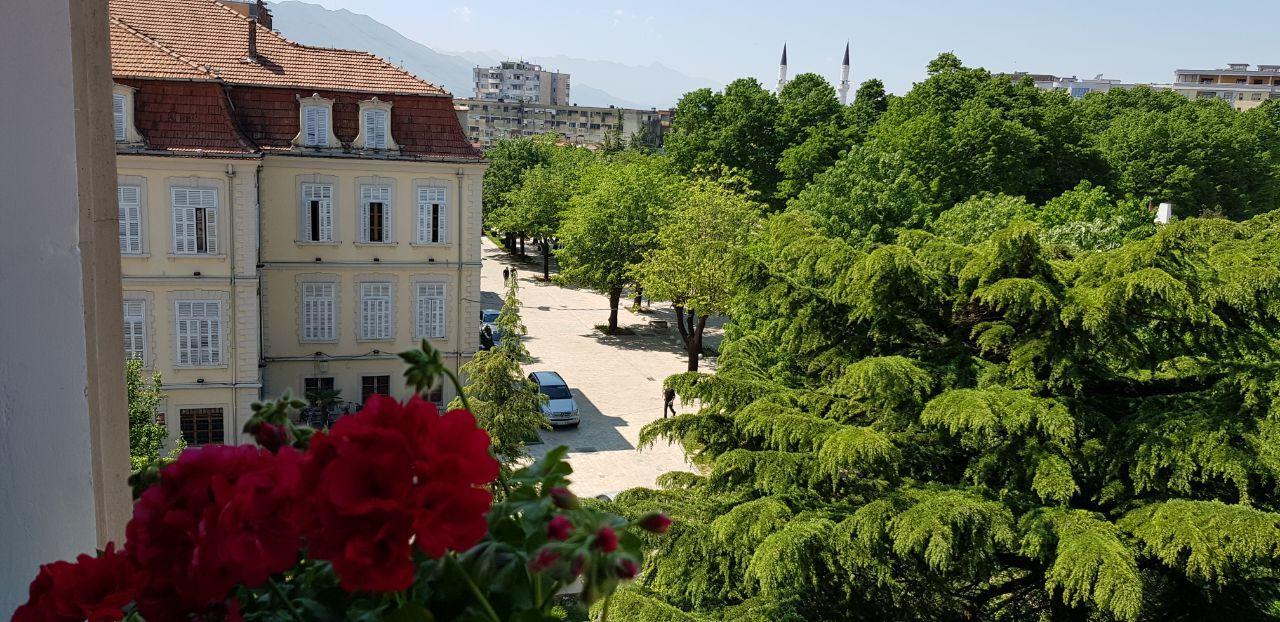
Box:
[303,395,499,592]
[13,543,138,622]
[251,422,290,453]
[547,515,574,541]
[616,557,640,579]
[549,486,579,509]
[594,526,619,552]
[637,512,673,534]
[125,445,305,620]
[526,548,561,572]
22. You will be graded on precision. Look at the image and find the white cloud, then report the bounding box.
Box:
[451,6,472,22]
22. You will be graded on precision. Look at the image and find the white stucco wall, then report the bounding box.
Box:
[0,0,107,614]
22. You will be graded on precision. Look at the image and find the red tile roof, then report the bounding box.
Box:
[109,0,481,160]
[109,0,449,97]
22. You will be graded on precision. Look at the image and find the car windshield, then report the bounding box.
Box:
[541,384,572,400]
[481,311,501,323]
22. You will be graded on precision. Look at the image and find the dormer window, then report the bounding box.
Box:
[355,98,398,151]
[294,94,337,149]
[112,84,141,144]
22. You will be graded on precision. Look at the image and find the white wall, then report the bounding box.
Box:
[0,0,128,614]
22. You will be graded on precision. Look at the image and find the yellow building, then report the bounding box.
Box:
[1171,63,1280,111]
[110,0,485,445]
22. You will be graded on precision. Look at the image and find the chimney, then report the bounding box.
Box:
[245,2,259,61]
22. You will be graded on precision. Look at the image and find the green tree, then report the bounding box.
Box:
[665,78,783,199]
[482,136,556,248]
[498,147,594,281]
[931,192,1035,245]
[452,276,545,466]
[607,209,1280,621]
[635,179,761,371]
[556,155,678,333]
[126,358,178,471]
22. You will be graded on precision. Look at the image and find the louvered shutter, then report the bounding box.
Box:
[205,302,222,365]
[118,185,142,254]
[302,184,333,242]
[360,185,392,242]
[361,283,391,339]
[417,186,447,244]
[318,186,333,241]
[172,188,217,254]
[303,105,329,147]
[364,109,388,149]
[415,283,445,338]
[123,301,145,360]
[203,201,217,254]
[172,189,194,254]
[176,301,222,365]
[113,94,126,141]
[302,283,335,341]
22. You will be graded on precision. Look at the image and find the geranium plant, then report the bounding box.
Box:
[16,341,667,622]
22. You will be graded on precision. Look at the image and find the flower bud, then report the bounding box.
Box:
[547,515,574,541]
[593,526,619,552]
[549,486,579,509]
[636,512,672,534]
[252,422,290,453]
[527,547,560,572]
[615,557,639,579]
[569,552,586,579]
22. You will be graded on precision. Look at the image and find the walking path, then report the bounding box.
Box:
[480,239,710,497]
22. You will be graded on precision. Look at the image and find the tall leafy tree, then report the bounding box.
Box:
[608,211,1280,621]
[665,78,783,199]
[556,155,678,333]
[497,146,594,281]
[635,179,761,371]
[126,358,178,471]
[452,276,545,467]
[482,136,556,247]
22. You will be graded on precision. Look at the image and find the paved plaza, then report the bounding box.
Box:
[479,239,711,498]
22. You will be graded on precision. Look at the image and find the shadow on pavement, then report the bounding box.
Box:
[535,389,634,453]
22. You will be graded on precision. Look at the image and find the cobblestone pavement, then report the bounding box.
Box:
[480,239,714,498]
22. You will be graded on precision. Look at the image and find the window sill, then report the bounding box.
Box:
[354,242,398,247]
[299,339,339,345]
[167,253,228,260]
[173,364,230,370]
[409,242,452,247]
[294,241,342,246]
[356,337,396,343]
[121,253,152,259]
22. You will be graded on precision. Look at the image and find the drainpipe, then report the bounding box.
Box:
[255,163,264,401]
[455,167,466,400]
[225,164,239,434]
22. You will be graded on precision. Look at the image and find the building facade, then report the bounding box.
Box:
[110,0,485,446]
[473,60,570,106]
[1003,72,1135,99]
[455,98,670,149]
[1169,63,1280,110]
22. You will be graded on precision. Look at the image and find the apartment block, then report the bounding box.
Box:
[455,99,671,149]
[110,0,485,446]
[1169,63,1280,110]
[473,60,570,106]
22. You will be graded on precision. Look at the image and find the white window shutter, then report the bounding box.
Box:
[303,105,329,146]
[123,301,145,360]
[118,185,142,254]
[364,109,388,149]
[113,94,127,141]
[319,186,333,241]
[416,193,429,244]
[437,192,448,244]
[203,202,217,255]
[359,197,370,243]
[173,207,192,254]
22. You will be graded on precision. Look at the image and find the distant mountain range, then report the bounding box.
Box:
[266,1,716,109]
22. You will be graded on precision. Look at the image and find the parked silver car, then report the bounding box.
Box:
[528,371,580,427]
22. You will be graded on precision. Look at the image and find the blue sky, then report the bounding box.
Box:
[297,0,1280,94]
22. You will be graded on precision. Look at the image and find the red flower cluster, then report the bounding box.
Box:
[303,395,499,592]
[126,444,306,620]
[15,395,500,620]
[13,544,138,622]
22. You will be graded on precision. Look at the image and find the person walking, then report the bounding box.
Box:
[663,386,676,418]
[502,267,510,283]
[480,325,494,350]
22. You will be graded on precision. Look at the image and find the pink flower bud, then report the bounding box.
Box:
[549,486,579,509]
[252,422,289,453]
[616,557,639,579]
[594,526,619,552]
[637,512,672,534]
[547,515,574,541]
[527,548,560,572]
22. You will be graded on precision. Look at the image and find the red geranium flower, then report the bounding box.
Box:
[615,557,640,579]
[13,543,138,622]
[526,548,560,572]
[302,395,499,592]
[594,526,619,553]
[547,515,574,541]
[637,512,673,534]
[125,444,305,620]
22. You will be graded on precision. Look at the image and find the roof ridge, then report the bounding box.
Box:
[202,0,447,95]
[110,15,213,78]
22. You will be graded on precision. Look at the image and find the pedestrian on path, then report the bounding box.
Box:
[663,386,676,418]
[502,267,510,282]
[480,325,494,350]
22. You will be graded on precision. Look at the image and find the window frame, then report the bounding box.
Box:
[358,184,394,244]
[179,407,225,446]
[123,299,146,362]
[354,98,398,151]
[360,375,392,402]
[300,281,337,342]
[174,299,223,367]
[295,94,337,149]
[300,182,335,243]
[358,281,394,341]
[414,281,447,339]
[170,186,219,255]
[112,84,141,144]
[118,184,144,255]
[414,184,449,245]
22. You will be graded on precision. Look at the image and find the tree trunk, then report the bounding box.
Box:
[633,286,644,310]
[519,235,525,257]
[607,286,623,333]
[674,305,700,372]
[541,239,551,281]
[689,315,708,372]
[504,232,515,253]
